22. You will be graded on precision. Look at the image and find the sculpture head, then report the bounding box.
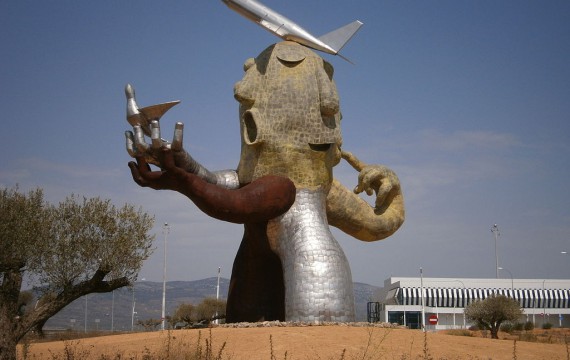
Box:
[235,41,343,190]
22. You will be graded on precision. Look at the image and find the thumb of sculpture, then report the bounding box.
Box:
[125,84,144,131]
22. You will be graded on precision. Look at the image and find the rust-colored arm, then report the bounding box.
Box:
[128,148,296,224]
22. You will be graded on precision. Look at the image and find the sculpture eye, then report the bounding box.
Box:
[277,57,304,67]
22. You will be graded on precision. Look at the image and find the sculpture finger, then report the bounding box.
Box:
[128,160,150,187]
[150,120,162,150]
[375,181,393,209]
[134,155,165,183]
[356,170,379,196]
[353,171,369,194]
[353,183,373,196]
[125,131,136,158]
[133,125,150,153]
[171,122,184,151]
[157,148,179,172]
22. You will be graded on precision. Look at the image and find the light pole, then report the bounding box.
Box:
[491,224,500,278]
[161,223,170,331]
[111,290,114,332]
[132,277,145,332]
[131,284,136,331]
[498,267,514,291]
[420,267,425,332]
[452,280,466,329]
[84,294,88,333]
[542,279,547,327]
[215,267,221,325]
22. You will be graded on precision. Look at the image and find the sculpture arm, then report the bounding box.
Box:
[326,152,405,241]
[128,149,295,224]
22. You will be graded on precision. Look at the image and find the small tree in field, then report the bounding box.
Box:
[171,303,195,328]
[137,318,162,331]
[193,298,227,323]
[0,187,154,360]
[464,294,523,339]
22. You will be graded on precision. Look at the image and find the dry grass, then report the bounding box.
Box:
[17,326,570,360]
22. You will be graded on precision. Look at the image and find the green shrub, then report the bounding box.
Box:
[524,321,534,331]
[512,322,524,331]
[446,329,474,337]
[500,323,514,333]
[519,333,538,342]
[542,322,553,329]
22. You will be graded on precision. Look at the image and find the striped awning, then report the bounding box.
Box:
[392,287,570,308]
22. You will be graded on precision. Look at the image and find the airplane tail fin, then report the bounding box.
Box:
[318,20,363,54]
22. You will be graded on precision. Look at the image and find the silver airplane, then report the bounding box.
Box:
[222,0,363,60]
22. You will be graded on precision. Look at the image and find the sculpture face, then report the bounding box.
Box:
[235,41,343,190]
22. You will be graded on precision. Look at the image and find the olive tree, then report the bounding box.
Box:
[464,294,523,339]
[193,298,227,323]
[170,303,195,328]
[0,187,154,360]
[170,298,226,328]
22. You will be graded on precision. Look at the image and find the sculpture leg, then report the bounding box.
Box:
[267,189,356,322]
[226,222,285,322]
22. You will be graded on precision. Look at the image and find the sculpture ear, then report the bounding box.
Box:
[323,60,334,80]
[243,58,256,72]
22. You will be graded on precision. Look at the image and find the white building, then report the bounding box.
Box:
[372,277,570,330]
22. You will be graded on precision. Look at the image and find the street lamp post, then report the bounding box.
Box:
[453,280,466,329]
[111,290,115,332]
[542,280,547,327]
[161,223,170,331]
[131,285,136,331]
[498,267,514,291]
[491,224,500,279]
[420,267,425,332]
[84,294,88,333]
[215,267,221,325]
[132,277,145,332]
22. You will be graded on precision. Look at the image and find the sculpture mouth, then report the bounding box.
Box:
[309,143,332,152]
[243,110,259,144]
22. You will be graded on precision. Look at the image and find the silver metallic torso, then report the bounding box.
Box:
[267,189,355,322]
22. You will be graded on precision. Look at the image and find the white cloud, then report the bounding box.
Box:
[417,129,520,152]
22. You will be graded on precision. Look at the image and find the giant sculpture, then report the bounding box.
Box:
[125,2,404,324]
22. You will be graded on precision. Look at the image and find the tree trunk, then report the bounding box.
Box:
[0,322,18,360]
[0,267,130,360]
[0,268,24,360]
[490,324,499,339]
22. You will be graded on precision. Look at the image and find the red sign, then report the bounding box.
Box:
[428,315,438,325]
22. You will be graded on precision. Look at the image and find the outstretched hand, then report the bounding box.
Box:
[354,165,401,211]
[341,151,402,212]
[125,120,186,169]
[128,147,190,193]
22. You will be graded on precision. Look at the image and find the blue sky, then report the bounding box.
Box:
[1,1,569,286]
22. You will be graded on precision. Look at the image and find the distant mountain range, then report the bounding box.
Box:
[44,278,380,331]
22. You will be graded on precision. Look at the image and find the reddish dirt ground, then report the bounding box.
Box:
[20,326,570,359]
